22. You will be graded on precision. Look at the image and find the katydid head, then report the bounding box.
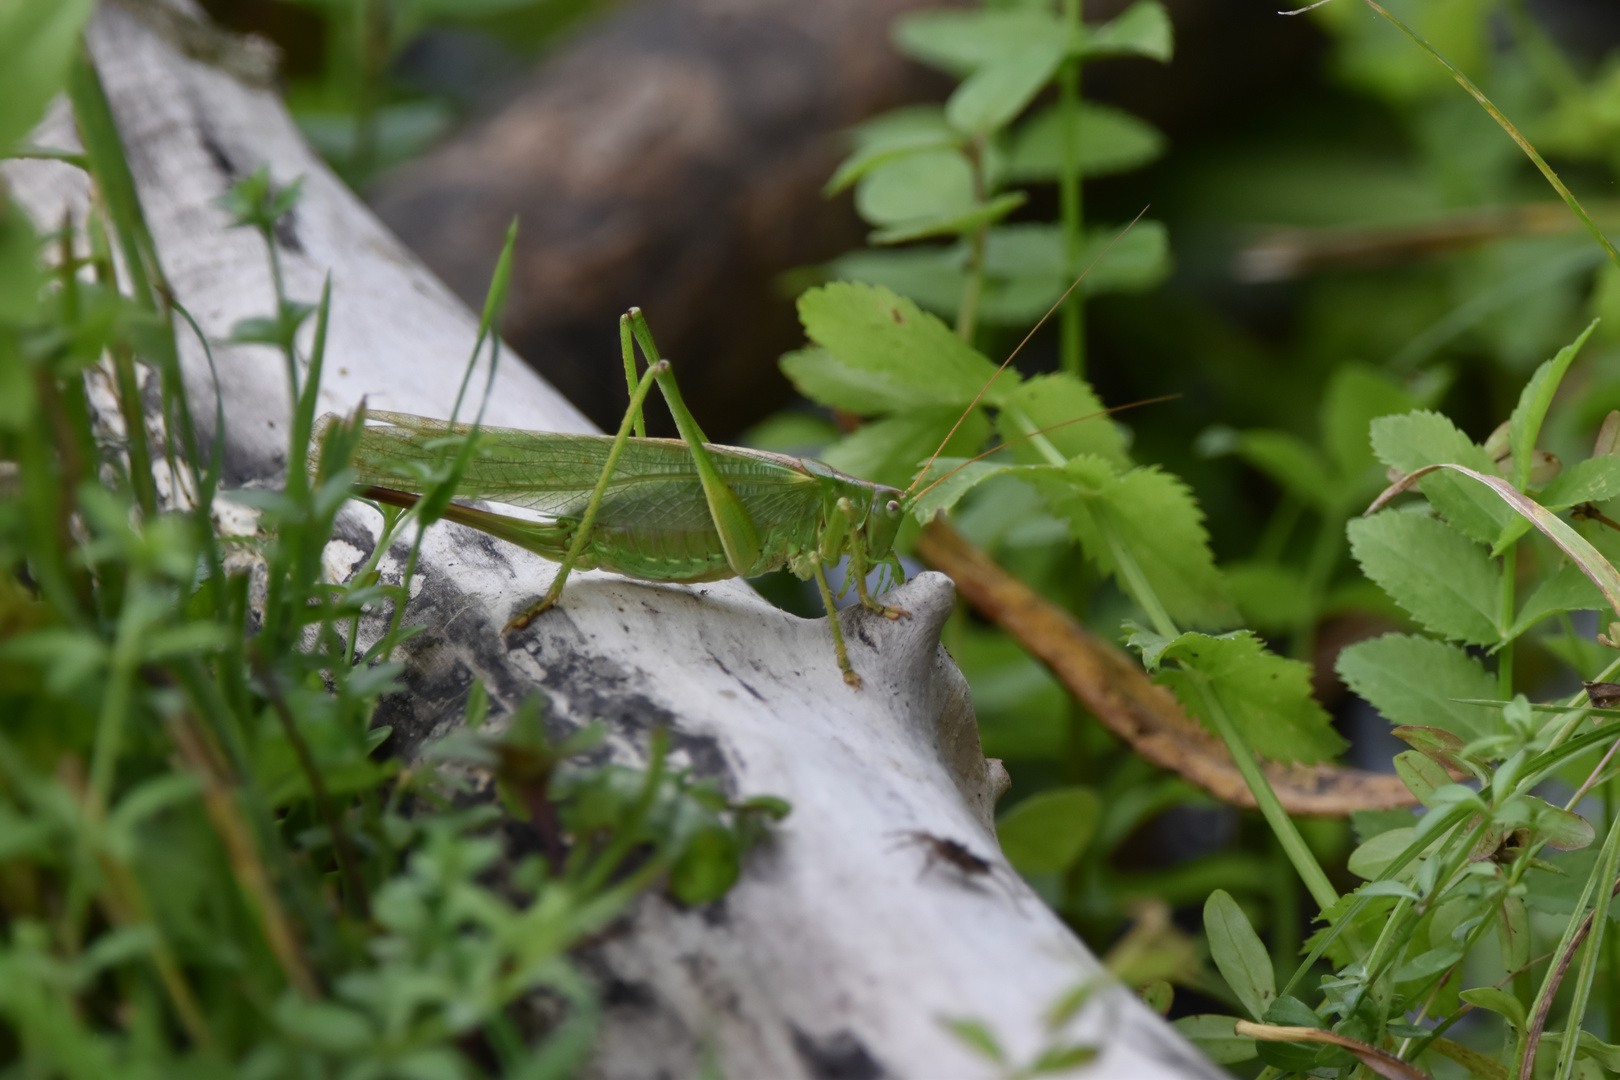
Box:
[863,487,906,560]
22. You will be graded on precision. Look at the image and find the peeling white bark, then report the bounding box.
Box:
[4,6,1223,1077]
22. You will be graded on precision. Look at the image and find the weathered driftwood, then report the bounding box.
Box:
[5,5,1222,1077]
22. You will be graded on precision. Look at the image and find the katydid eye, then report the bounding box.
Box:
[886,500,900,514]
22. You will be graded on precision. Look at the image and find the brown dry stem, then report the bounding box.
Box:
[914,518,1416,817]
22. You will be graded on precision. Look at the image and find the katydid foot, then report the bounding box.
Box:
[503,596,555,633]
[854,582,910,621]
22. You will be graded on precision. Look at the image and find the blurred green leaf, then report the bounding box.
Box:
[870,192,1027,245]
[669,826,739,905]
[0,0,93,155]
[1006,102,1165,182]
[1225,562,1311,633]
[1507,320,1597,490]
[855,149,975,226]
[1172,1015,1256,1064]
[895,9,1063,76]
[1082,0,1172,61]
[1319,363,1417,484]
[946,39,1066,134]
[826,107,959,195]
[996,786,1100,875]
[822,405,989,491]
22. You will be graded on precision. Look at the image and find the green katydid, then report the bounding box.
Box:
[328,309,912,687]
[322,221,1151,687]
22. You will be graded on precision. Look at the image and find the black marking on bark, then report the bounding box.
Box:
[706,649,766,703]
[791,1027,886,1080]
[197,123,237,179]
[853,620,876,651]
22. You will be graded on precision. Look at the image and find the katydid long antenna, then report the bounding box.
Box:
[909,393,1180,505]
[903,204,1155,500]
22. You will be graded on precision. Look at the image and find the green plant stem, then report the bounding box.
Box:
[1192,672,1339,912]
[254,657,369,918]
[1095,500,1338,912]
[1364,0,1620,272]
[1609,775,1620,1043]
[1058,0,1084,376]
[1499,545,1517,698]
[1520,805,1620,1080]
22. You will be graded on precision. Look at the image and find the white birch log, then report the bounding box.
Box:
[4,5,1224,1077]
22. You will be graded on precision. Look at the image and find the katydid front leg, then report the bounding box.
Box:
[847,525,911,622]
[810,555,861,688]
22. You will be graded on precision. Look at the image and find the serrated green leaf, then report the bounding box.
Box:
[1040,462,1237,629]
[996,786,1100,875]
[996,372,1130,470]
[1320,363,1418,484]
[1083,0,1173,61]
[822,406,990,492]
[1204,890,1274,1022]
[1347,513,1503,645]
[854,149,975,226]
[1506,561,1605,640]
[1335,633,1500,741]
[1153,630,1346,763]
[1539,455,1620,510]
[1172,1015,1256,1064]
[1006,102,1165,181]
[797,282,1001,408]
[1508,320,1597,490]
[946,39,1067,134]
[781,347,926,416]
[1370,462,1620,621]
[1370,411,1510,543]
[1233,430,1338,511]
[822,248,966,322]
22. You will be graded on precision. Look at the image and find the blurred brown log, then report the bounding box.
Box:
[370,0,957,439]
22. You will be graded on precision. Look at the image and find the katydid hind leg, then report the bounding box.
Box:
[650,358,764,576]
[619,313,646,440]
[811,558,861,689]
[505,359,667,634]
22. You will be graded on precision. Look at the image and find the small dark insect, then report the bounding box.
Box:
[887,830,1020,899]
[1584,682,1620,709]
